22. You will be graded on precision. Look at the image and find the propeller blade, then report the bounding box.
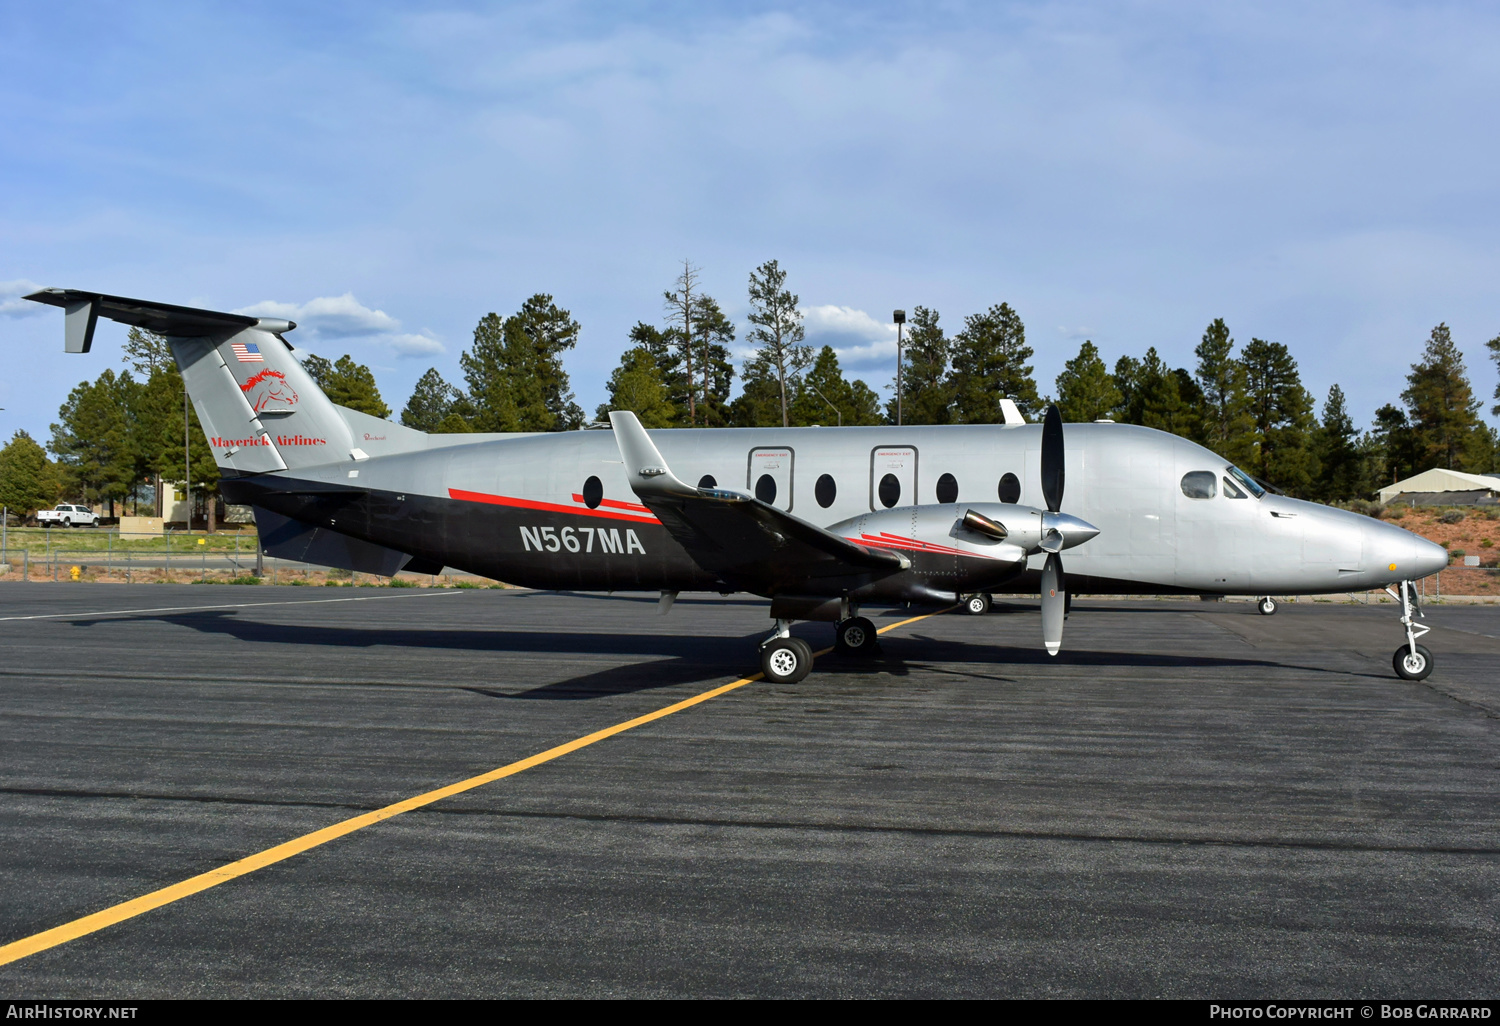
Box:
[1041,404,1064,513]
[1041,552,1065,656]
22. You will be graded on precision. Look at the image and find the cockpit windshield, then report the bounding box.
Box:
[1224,464,1265,499]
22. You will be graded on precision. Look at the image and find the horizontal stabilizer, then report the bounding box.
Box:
[25,289,271,350]
[254,507,416,577]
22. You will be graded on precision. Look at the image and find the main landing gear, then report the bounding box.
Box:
[1386,579,1434,681]
[963,592,992,616]
[1257,596,1278,615]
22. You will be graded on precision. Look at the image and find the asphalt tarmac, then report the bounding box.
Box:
[0,584,1497,998]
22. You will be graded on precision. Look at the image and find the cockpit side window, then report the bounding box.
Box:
[1224,464,1264,498]
[1222,476,1247,499]
[1180,471,1217,499]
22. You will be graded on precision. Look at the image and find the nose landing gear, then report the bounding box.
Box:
[1385,580,1434,681]
[760,619,813,683]
[1257,596,1278,615]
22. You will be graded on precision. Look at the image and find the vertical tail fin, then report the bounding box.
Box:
[24,289,363,473]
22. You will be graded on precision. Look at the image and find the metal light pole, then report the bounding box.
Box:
[893,310,906,426]
[184,382,191,535]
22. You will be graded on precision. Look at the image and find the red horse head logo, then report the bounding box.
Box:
[241,368,299,413]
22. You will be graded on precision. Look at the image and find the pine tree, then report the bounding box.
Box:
[461,296,585,432]
[663,261,702,426]
[690,295,736,428]
[950,303,1039,423]
[0,430,58,516]
[122,327,173,377]
[1401,323,1486,471]
[1487,333,1500,417]
[401,368,467,431]
[885,306,951,425]
[1371,403,1419,486]
[49,370,136,508]
[728,356,786,427]
[1193,318,1253,464]
[596,347,677,428]
[791,347,882,427]
[1241,338,1318,493]
[1312,384,1363,501]
[745,260,810,428]
[1055,341,1122,423]
[315,355,390,418]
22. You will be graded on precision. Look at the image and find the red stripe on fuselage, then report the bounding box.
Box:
[450,488,660,523]
[570,493,652,514]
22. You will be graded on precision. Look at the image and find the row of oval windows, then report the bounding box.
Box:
[580,472,1024,510]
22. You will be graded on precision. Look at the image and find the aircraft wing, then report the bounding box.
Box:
[608,411,907,594]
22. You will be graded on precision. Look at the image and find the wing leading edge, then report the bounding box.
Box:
[608,411,907,596]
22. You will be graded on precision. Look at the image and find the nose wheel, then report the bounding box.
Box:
[760,619,813,683]
[1257,596,1277,615]
[1385,580,1434,681]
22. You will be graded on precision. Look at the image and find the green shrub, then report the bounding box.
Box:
[453,580,482,589]
[388,577,418,588]
[227,575,262,585]
[1438,509,1465,524]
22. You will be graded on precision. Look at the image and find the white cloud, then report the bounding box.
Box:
[0,279,45,318]
[235,293,442,359]
[800,304,900,369]
[388,331,445,356]
[235,293,400,337]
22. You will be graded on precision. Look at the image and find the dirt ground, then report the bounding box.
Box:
[1381,506,1500,595]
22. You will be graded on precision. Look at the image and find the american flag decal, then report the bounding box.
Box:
[231,342,264,363]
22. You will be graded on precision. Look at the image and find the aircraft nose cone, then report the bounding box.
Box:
[1413,536,1448,579]
[1049,512,1100,549]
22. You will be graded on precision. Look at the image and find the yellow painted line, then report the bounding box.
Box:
[0,609,945,967]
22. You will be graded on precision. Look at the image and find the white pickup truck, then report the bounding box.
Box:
[36,504,99,528]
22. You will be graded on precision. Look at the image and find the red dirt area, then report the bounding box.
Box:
[1380,506,1500,595]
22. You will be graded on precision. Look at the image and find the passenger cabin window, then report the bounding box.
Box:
[755,474,777,504]
[581,476,604,509]
[815,474,836,508]
[1224,465,1265,498]
[698,475,716,489]
[936,472,958,504]
[998,473,1021,504]
[1180,471,1217,499]
[878,473,901,508]
[1222,477,1247,499]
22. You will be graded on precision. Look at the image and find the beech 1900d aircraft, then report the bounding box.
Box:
[26,288,1451,684]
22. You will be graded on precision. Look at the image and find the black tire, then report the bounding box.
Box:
[836,616,879,657]
[1393,643,1434,681]
[964,592,991,616]
[61,518,71,528]
[1257,596,1277,615]
[761,637,812,683]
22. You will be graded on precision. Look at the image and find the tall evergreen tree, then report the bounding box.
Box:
[1370,403,1420,487]
[1055,341,1122,423]
[950,303,1038,423]
[689,295,736,427]
[1401,323,1486,471]
[886,306,951,425]
[1487,333,1500,417]
[301,354,390,418]
[461,295,585,432]
[1312,384,1363,501]
[791,347,881,426]
[596,347,677,428]
[0,430,58,516]
[663,261,703,425]
[728,356,786,427]
[122,326,173,377]
[401,368,471,431]
[745,260,810,428]
[1241,338,1318,493]
[50,370,136,508]
[1193,318,1253,464]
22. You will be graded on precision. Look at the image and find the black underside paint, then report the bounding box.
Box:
[222,474,1042,601]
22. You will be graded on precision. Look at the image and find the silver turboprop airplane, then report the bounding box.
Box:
[26,289,1450,683]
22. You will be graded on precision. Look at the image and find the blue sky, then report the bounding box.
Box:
[4,1,1499,442]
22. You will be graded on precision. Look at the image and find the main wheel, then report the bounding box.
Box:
[761,637,812,683]
[836,616,879,657]
[1257,596,1277,615]
[1393,643,1434,681]
[964,592,991,616]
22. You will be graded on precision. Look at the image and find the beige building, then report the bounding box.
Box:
[1378,468,1500,505]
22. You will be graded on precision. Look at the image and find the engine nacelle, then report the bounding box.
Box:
[829,502,1098,566]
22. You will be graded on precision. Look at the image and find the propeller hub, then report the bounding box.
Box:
[1040,511,1099,550]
